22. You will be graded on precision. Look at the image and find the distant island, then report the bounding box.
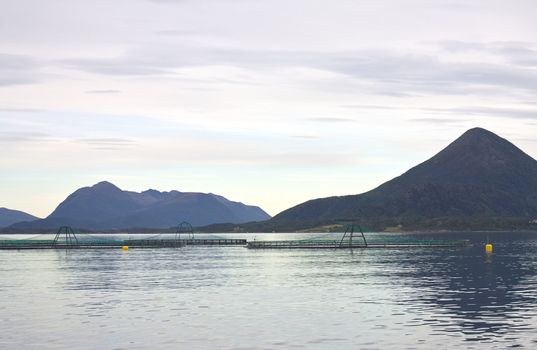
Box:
[255,127,537,232]
[2,127,537,233]
[2,182,270,231]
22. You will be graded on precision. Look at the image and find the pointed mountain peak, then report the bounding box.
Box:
[91,181,121,191]
[461,127,494,137]
[271,127,537,230]
[433,127,533,165]
[454,128,506,143]
[94,180,115,187]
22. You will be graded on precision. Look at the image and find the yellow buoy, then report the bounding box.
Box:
[485,243,493,253]
[122,246,129,251]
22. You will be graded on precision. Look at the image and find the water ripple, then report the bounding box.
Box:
[1,232,537,349]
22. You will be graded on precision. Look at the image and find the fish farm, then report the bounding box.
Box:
[247,225,470,249]
[0,225,246,250]
[0,224,471,250]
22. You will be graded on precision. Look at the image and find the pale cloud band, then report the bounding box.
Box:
[1,0,537,217]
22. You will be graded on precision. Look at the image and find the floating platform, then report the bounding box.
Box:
[184,238,246,246]
[0,239,185,250]
[247,225,471,249]
[245,224,471,250]
[0,224,248,250]
[0,238,248,250]
[246,240,471,249]
[0,224,470,250]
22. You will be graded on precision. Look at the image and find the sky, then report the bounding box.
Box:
[1,0,537,218]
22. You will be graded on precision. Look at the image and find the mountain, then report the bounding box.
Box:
[269,127,537,231]
[11,181,271,230]
[0,208,39,228]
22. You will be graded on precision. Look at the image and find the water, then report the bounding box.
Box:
[1,232,537,349]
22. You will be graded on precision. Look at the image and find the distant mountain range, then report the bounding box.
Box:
[4,127,537,233]
[0,208,39,228]
[9,182,270,231]
[265,127,537,231]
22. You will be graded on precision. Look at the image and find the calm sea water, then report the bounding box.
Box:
[1,232,537,349]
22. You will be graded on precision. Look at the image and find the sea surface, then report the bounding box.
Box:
[1,231,537,349]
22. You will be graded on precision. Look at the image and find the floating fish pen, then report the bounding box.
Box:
[183,239,246,246]
[247,225,471,249]
[0,224,469,250]
[174,222,246,246]
[0,226,245,250]
[247,240,470,249]
[0,227,184,250]
[0,238,247,250]
[0,240,186,250]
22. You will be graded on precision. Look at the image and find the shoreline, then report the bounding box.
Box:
[2,229,537,235]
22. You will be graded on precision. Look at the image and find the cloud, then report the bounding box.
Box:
[190,151,361,167]
[74,138,137,150]
[0,131,52,143]
[290,135,320,139]
[0,132,137,149]
[0,107,46,113]
[341,104,399,110]
[144,0,187,3]
[409,117,467,125]
[85,89,121,94]
[57,43,537,97]
[155,29,197,36]
[62,57,167,76]
[306,117,356,123]
[255,152,359,167]
[439,40,537,68]
[0,53,43,86]
[418,106,537,120]
[324,50,537,95]
[60,46,313,76]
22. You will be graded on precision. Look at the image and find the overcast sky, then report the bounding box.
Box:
[2,0,537,217]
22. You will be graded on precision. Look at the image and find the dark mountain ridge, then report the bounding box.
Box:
[269,128,537,230]
[11,181,271,230]
[0,208,39,228]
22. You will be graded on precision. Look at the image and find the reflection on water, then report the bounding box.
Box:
[389,237,537,345]
[1,232,537,349]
